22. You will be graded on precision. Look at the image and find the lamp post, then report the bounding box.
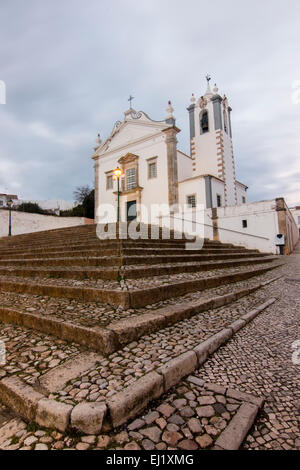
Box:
[7,198,13,237]
[114,167,122,223]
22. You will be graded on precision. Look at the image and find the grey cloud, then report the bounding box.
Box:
[0,0,300,205]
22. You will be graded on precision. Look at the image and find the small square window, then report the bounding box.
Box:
[187,195,196,209]
[242,220,248,228]
[106,175,113,190]
[148,162,157,179]
[217,195,222,208]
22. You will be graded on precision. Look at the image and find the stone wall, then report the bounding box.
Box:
[0,210,93,238]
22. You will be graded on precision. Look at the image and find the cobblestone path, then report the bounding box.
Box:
[0,248,299,450]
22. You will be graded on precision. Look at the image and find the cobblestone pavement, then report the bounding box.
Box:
[52,279,279,405]
[0,377,249,451]
[0,323,84,385]
[194,248,300,450]
[0,251,298,450]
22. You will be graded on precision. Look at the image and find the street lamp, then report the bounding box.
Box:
[7,198,13,237]
[114,167,122,223]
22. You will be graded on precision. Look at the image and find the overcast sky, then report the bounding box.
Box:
[0,0,299,205]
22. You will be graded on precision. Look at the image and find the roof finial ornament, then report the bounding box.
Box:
[94,133,102,151]
[213,83,219,94]
[128,95,134,109]
[166,100,174,118]
[165,100,176,125]
[190,93,196,104]
[205,74,213,97]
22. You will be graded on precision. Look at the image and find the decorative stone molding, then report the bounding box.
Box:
[163,126,180,209]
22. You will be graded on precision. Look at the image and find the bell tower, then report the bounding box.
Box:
[187,77,237,206]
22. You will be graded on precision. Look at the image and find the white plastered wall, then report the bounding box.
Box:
[95,134,169,224]
[0,210,87,238]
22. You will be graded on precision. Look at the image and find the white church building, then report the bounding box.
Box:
[91,80,298,255]
[92,79,248,225]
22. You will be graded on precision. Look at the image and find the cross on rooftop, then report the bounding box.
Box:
[128,95,134,108]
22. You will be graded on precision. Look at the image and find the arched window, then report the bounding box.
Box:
[200,110,209,134]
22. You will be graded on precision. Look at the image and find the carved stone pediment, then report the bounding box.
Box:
[118,153,139,165]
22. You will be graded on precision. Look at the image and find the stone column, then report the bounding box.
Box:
[94,160,100,223]
[211,208,219,241]
[163,126,180,210]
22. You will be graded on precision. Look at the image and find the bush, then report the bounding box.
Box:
[60,190,94,219]
[16,202,52,215]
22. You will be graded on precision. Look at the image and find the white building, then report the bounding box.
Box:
[92,79,248,224]
[0,193,18,207]
[291,206,300,235]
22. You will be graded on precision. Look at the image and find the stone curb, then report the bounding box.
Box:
[70,402,107,435]
[157,351,198,391]
[107,372,164,429]
[36,399,73,433]
[0,297,276,435]
[214,402,259,450]
[0,376,44,422]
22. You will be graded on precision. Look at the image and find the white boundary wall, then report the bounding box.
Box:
[0,210,88,238]
[215,201,279,253]
[161,199,298,254]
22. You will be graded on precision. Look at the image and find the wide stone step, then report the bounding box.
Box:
[0,263,281,307]
[0,257,276,281]
[0,242,195,256]
[0,287,277,435]
[0,251,267,267]
[0,276,279,356]
[0,238,236,253]
[0,244,258,260]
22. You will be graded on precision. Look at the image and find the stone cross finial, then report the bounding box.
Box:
[128,95,134,108]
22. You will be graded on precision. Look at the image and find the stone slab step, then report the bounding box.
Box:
[0,246,257,261]
[35,352,103,394]
[0,257,276,282]
[0,263,281,308]
[0,240,241,257]
[0,251,267,268]
[0,280,275,354]
[0,298,274,434]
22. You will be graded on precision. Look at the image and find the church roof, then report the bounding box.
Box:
[92,108,180,159]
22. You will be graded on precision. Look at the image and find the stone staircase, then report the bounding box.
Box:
[0,224,282,436]
[0,224,277,305]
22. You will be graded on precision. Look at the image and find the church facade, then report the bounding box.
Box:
[92,80,248,224]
